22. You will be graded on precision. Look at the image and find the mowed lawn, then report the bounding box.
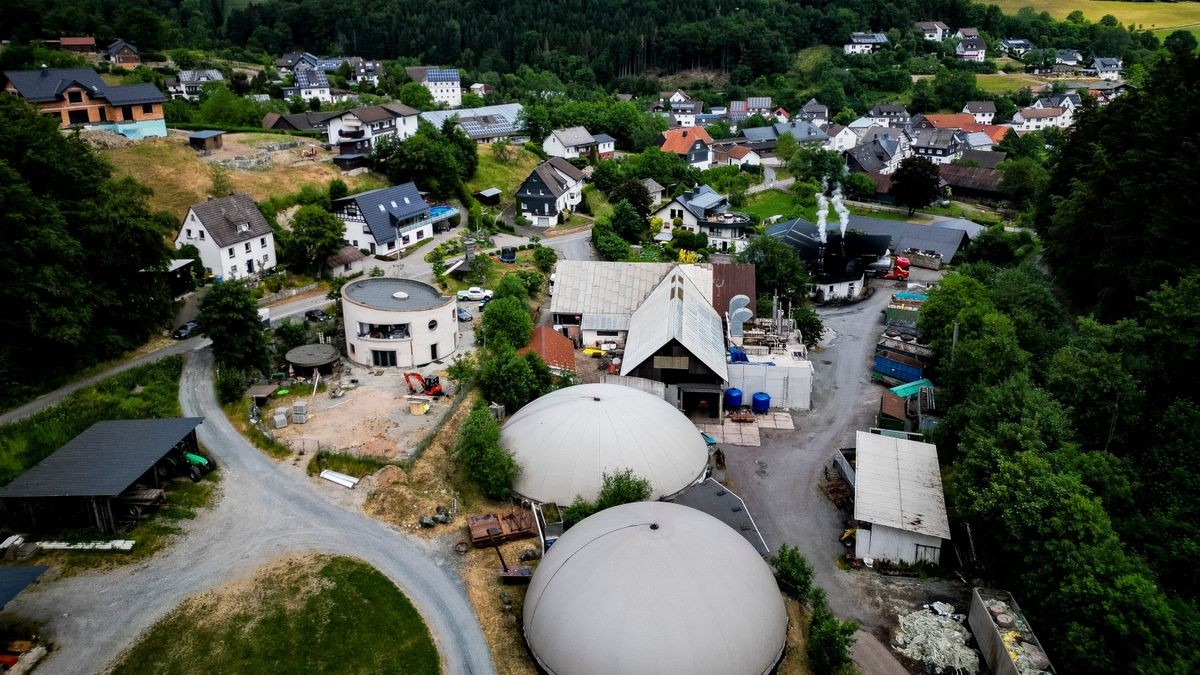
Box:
[465,146,541,205]
[742,189,808,222]
[103,134,380,218]
[976,72,1056,94]
[990,0,1200,33]
[111,555,440,675]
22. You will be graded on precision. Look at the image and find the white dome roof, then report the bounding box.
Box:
[501,383,708,505]
[523,501,788,675]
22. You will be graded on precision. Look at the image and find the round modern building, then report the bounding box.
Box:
[501,383,708,505]
[341,277,458,369]
[523,501,788,675]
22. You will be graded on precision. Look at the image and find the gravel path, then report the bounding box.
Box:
[8,349,494,675]
[725,285,912,675]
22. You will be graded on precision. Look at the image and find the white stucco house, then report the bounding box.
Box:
[175,193,277,281]
[543,126,598,159]
[325,103,419,155]
[341,277,459,368]
[331,182,436,255]
[822,124,857,152]
[406,66,461,108]
[652,185,751,253]
[844,32,888,55]
[962,101,996,124]
[282,64,331,104]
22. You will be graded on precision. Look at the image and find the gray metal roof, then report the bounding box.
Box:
[580,313,630,331]
[843,215,971,262]
[550,126,595,147]
[0,566,47,609]
[188,130,225,139]
[188,193,273,248]
[341,277,450,312]
[672,478,769,555]
[592,133,615,143]
[641,178,665,194]
[523,501,787,675]
[775,120,828,142]
[0,419,204,498]
[853,431,950,539]
[621,267,729,381]
[332,182,429,245]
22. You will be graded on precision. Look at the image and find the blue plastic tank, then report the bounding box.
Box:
[724,388,743,410]
[751,392,771,414]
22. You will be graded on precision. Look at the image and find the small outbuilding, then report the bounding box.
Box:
[501,383,708,505]
[285,343,341,376]
[187,130,225,152]
[853,430,950,564]
[523,501,787,675]
[474,187,502,206]
[0,418,204,533]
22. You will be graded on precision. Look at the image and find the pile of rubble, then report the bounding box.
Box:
[895,602,980,674]
[77,128,132,149]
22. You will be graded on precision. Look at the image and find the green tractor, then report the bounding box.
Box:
[158,451,217,483]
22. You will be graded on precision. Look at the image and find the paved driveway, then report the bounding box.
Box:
[8,349,495,675]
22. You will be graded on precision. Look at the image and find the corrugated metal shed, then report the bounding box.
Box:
[549,261,675,317]
[0,418,204,498]
[853,430,950,539]
[620,267,729,380]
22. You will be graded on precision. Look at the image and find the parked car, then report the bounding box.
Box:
[457,308,473,322]
[499,246,517,264]
[457,287,494,301]
[479,296,491,313]
[305,309,330,322]
[172,321,200,339]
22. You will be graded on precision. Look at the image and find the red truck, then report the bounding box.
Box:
[873,256,911,281]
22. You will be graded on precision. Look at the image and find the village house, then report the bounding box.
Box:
[956,36,988,63]
[914,21,950,41]
[1056,50,1083,66]
[954,28,980,40]
[844,32,889,55]
[734,120,829,155]
[1093,57,1122,81]
[106,40,140,68]
[166,69,224,101]
[406,66,461,107]
[469,82,495,96]
[642,178,667,207]
[420,103,524,144]
[1011,106,1071,132]
[659,127,713,169]
[325,103,420,155]
[715,144,762,167]
[518,157,586,227]
[823,124,857,152]
[262,110,342,132]
[2,67,167,139]
[668,100,704,128]
[652,185,751,253]
[1000,38,1032,56]
[542,126,599,159]
[175,194,277,281]
[868,103,911,128]
[331,182,440,255]
[282,64,332,104]
[799,98,829,125]
[845,127,911,175]
[962,101,997,124]
[910,128,965,164]
[351,59,385,86]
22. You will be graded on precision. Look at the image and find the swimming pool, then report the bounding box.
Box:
[429,205,456,218]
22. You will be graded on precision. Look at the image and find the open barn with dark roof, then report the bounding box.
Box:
[0,418,204,533]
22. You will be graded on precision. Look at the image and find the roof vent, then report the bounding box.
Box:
[392,291,409,300]
[649,523,659,530]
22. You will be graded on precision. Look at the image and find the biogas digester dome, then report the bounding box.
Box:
[500,383,708,505]
[523,501,788,675]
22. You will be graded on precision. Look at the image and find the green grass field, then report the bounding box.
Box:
[111,555,440,675]
[742,189,807,222]
[465,146,541,206]
[976,72,1056,94]
[989,0,1200,33]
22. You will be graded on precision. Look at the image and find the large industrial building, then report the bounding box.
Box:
[340,277,458,368]
[523,501,788,675]
[501,383,709,505]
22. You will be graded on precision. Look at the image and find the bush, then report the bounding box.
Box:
[454,404,519,499]
[216,367,252,404]
[807,597,858,675]
[533,246,557,273]
[561,469,651,527]
[493,274,530,301]
[773,544,814,600]
[479,296,533,349]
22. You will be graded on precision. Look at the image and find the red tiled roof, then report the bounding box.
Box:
[727,145,754,159]
[519,326,576,373]
[1019,107,1064,119]
[59,37,96,47]
[921,113,975,129]
[660,127,713,155]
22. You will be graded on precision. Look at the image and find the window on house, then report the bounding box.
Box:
[244,242,252,253]
[121,105,133,120]
[229,266,237,276]
[260,237,267,248]
[142,104,153,114]
[67,109,89,125]
[185,229,192,238]
[262,254,269,264]
[228,247,235,258]
[199,231,205,240]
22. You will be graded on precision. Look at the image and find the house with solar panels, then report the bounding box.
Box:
[420,103,524,143]
[282,63,331,104]
[332,183,459,255]
[406,66,461,108]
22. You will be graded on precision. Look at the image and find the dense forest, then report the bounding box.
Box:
[0,0,1163,86]
[923,51,1200,673]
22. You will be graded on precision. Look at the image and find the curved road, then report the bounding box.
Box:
[9,350,494,675]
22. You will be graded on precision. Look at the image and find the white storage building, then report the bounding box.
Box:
[853,430,950,564]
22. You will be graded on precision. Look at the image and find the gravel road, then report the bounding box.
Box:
[8,349,494,675]
[725,285,911,674]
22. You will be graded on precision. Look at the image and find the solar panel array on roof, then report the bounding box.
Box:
[0,418,204,498]
[426,68,460,82]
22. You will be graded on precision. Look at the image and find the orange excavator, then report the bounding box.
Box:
[404,372,444,397]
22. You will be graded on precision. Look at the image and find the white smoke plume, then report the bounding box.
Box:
[831,182,850,239]
[815,190,829,244]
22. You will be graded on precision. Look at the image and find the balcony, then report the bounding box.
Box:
[703,211,752,227]
[339,128,365,139]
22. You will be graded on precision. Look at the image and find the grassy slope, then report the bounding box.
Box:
[976,72,1057,94]
[111,555,440,675]
[102,135,379,219]
[988,0,1200,32]
[465,146,541,205]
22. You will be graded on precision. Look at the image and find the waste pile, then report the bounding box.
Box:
[895,602,980,674]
